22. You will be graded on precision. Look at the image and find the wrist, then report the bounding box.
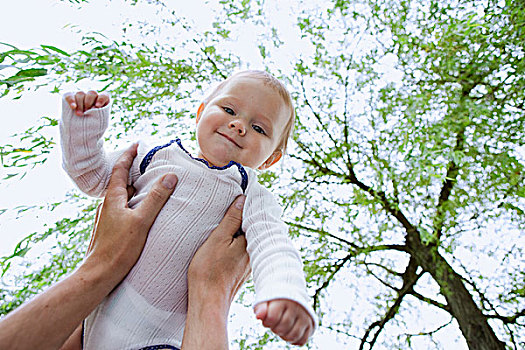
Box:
[184,286,230,349]
[78,253,126,294]
[187,284,231,318]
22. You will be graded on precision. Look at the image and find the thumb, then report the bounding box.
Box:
[254,301,268,320]
[212,195,245,240]
[136,173,178,229]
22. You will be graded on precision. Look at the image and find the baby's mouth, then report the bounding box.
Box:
[218,132,242,148]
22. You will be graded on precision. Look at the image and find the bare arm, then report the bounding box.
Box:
[182,195,250,350]
[0,146,251,350]
[0,144,178,350]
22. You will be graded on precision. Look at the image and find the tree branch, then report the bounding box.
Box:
[364,261,404,278]
[432,126,466,240]
[300,79,341,150]
[286,221,354,247]
[287,221,408,255]
[313,253,352,311]
[191,38,227,79]
[364,262,399,291]
[407,290,451,313]
[346,167,418,237]
[404,317,454,337]
[484,308,525,325]
[295,144,419,239]
[456,260,523,345]
[359,257,421,350]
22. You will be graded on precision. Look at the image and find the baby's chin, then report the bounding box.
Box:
[198,152,235,168]
[198,150,260,169]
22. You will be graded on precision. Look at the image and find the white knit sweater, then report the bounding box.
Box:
[60,99,315,349]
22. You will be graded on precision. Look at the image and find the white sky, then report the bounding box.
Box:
[0,0,82,256]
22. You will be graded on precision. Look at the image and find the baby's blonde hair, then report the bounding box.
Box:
[204,70,295,152]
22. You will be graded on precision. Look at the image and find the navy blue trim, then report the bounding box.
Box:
[139,345,179,350]
[139,139,177,175]
[236,163,248,193]
[140,138,249,193]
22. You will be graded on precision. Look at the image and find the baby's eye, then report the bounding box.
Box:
[223,107,235,115]
[252,124,266,135]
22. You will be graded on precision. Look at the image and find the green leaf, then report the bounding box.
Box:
[13,68,47,78]
[41,45,70,56]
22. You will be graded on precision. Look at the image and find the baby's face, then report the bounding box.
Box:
[196,76,289,169]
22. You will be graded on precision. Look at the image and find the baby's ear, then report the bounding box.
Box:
[258,150,282,170]
[196,102,205,123]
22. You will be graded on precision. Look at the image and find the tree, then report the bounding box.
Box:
[1,0,523,349]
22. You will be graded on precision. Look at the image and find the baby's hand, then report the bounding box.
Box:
[64,90,110,116]
[254,299,314,346]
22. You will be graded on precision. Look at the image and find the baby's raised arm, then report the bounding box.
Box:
[60,91,126,197]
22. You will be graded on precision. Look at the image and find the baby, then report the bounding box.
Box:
[60,70,316,349]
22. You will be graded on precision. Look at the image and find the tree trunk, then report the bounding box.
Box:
[407,235,506,350]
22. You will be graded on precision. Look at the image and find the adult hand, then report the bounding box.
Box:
[0,144,178,350]
[82,143,178,285]
[181,195,250,350]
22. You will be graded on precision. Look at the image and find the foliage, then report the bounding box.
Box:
[0,116,57,180]
[0,195,97,315]
[1,0,524,349]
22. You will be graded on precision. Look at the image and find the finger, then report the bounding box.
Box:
[212,195,245,242]
[95,92,110,108]
[281,318,305,344]
[126,185,136,200]
[64,93,77,110]
[273,309,296,338]
[254,302,268,321]
[75,91,85,116]
[262,301,285,329]
[87,203,103,255]
[231,229,248,252]
[135,173,178,229]
[104,144,138,206]
[84,90,98,110]
[236,260,251,291]
[230,241,251,297]
[292,324,312,346]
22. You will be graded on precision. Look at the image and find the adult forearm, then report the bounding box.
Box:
[0,261,114,350]
[181,196,249,350]
[0,146,178,350]
[182,292,230,350]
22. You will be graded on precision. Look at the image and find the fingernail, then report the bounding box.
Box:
[71,103,77,109]
[235,195,246,210]
[162,173,177,189]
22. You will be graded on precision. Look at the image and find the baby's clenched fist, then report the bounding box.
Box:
[64,90,109,116]
[254,299,314,346]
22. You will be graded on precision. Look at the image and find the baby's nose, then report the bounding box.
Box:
[229,120,246,135]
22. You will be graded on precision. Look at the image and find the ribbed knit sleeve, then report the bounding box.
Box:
[59,96,123,197]
[243,181,317,327]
